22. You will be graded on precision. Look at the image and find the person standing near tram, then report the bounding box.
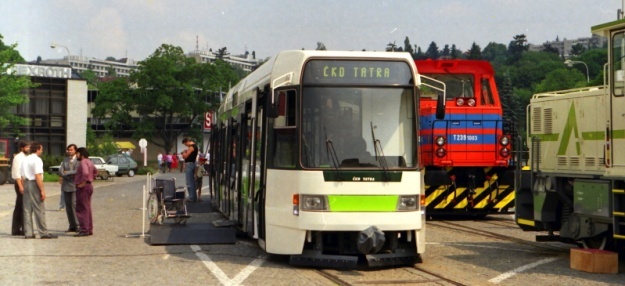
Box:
[22,142,57,239]
[73,147,98,237]
[59,144,79,233]
[11,141,29,236]
[182,138,198,202]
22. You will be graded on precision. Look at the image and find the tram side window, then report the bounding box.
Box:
[274,90,296,127]
[270,89,297,168]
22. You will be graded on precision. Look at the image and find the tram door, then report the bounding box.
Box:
[239,102,253,233]
[611,28,625,168]
[240,96,265,237]
[222,118,240,220]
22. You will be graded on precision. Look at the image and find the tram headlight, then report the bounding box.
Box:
[397,195,418,211]
[435,136,446,146]
[467,98,476,107]
[500,136,510,146]
[300,195,328,211]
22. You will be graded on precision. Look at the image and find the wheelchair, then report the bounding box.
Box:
[147,178,191,225]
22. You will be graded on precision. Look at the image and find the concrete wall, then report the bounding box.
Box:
[66,79,88,148]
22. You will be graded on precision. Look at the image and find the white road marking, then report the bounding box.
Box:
[488,257,560,284]
[191,245,266,286]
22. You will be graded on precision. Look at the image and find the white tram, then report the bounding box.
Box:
[209,50,442,268]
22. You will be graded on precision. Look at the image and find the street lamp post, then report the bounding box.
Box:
[50,43,71,59]
[564,59,590,83]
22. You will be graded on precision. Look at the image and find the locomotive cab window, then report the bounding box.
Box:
[481,78,494,105]
[612,31,625,97]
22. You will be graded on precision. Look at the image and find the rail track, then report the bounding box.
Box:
[427,218,570,253]
[315,267,468,286]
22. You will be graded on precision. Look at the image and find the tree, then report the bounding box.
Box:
[217,47,229,58]
[499,72,519,125]
[535,68,585,92]
[403,37,414,56]
[440,44,450,58]
[541,44,559,55]
[92,44,241,153]
[386,41,400,52]
[450,44,462,59]
[316,42,327,51]
[507,51,563,90]
[91,77,135,134]
[425,41,439,59]
[0,34,32,136]
[466,42,482,59]
[508,34,529,64]
[79,69,98,89]
[570,43,586,56]
[414,47,426,60]
[482,42,508,69]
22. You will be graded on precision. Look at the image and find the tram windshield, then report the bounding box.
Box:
[301,86,415,169]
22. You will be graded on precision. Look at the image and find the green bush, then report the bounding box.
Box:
[41,153,64,173]
[137,166,157,175]
[44,173,60,183]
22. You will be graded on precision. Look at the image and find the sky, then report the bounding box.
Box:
[1,0,623,62]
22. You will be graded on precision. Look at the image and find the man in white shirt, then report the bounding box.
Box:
[21,142,57,239]
[157,152,163,173]
[11,141,29,236]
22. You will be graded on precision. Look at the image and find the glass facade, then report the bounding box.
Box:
[14,77,67,156]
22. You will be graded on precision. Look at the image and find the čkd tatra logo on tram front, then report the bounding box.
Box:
[353,176,375,181]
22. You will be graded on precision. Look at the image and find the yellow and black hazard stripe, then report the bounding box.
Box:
[425,167,515,214]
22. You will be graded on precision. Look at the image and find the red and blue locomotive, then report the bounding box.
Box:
[417,59,516,215]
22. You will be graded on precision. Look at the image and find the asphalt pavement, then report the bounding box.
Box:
[0,171,221,285]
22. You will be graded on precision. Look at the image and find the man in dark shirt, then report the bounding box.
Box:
[182,138,198,202]
[73,147,97,237]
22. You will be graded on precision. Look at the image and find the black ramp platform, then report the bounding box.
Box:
[149,199,237,245]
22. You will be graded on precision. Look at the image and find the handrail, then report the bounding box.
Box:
[532,85,606,99]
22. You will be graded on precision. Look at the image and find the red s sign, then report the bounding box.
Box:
[204,112,212,131]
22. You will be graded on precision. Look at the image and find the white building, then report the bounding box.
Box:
[7,64,88,156]
[187,50,262,72]
[42,56,139,78]
[529,34,607,58]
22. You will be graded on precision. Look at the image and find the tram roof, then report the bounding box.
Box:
[219,50,416,114]
[592,18,625,37]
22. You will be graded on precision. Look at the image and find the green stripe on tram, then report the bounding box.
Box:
[328,195,398,212]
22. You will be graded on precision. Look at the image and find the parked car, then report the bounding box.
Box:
[48,156,118,180]
[48,156,119,180]
[91,156,119,180]
[105,153,138,177]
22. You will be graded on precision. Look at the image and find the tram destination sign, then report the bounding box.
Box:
[303,60,412,85]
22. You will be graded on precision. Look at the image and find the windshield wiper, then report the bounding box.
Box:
[370,122,390,181]
[324,125,342,178]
